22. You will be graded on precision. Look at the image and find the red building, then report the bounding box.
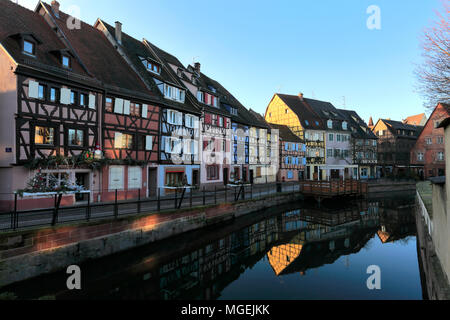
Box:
[410,103,450,179]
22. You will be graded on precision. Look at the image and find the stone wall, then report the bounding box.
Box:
[0,192,302,288]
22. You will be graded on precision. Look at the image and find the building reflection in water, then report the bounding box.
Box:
[1,195,418,300]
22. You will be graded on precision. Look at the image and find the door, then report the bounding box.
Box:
[75,173,89,202]
[148,168,157,197]
[192,169,199,187]
[250,170,254,184]
[223,168,229,185]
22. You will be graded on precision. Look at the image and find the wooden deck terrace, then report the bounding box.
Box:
[299,180,368,199]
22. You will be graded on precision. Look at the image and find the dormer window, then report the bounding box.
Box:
[163,84,185,103]
[327,120,333,129]
[197,91,204,103]
[342,121,348,130]
[23,40,35,56]
[62,55,71,68]
[139,56,160,74]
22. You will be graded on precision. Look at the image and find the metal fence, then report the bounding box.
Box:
[0,182,303,232]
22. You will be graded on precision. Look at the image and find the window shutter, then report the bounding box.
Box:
[205,114,211,124]
[88,94,96,109]
[146,135,153,151]
[194,140,199,156]
[123,100,130,115]
[175,139,182,153]
[128,167,142,190]
[60,88,71,105]
[164,136,171,153]
[142,104,148,118]
[109,166,124,190]
[285,143,288,151]
[114,98,124,114]
[28,81,39,99]
[183,139,191,154]
[114,132,123,149]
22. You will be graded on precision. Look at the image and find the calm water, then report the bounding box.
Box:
[1,192,424,300]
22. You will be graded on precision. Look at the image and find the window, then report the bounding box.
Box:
[328,133,334,141]
[164,84,185,102]
[197,91,204,103]
[337,134,341,142]
[128,167,142,189]
[342,122,348,130]
[50,88,59,102]
[109,166,124,190]
[207,165,219,180]
[70,91,77,105]
[437,136,444,144]
[426,138,432,145]
[168,110,181,125]
[418,153,424,161]
[35,126,55,145]
[256,167,262,178]
[114,132,133,149]
[186,115,197,128]
[79,93,87,107]
[287,171,294,179]
[139,56,160,74]
[38,84,45,100]
[23,40,35,55]
[327,120,333,129]
[305,120,309,126]
[68,128,84,147]
[105,97,113,112]
[62,55,71,68]
[219,117,224,127]
[373,140,377,147]
[327,149,333,157]
[438,152,445,161]
[130,102,141,117]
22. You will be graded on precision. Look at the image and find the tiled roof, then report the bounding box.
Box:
[40,2,155,100]
[276,94,325,130]
[99,20,200,114]
[268,123,303,143]
[403,113,426,125]
[0,1,91,79]
[381,119,424,137]
[338,109,377,139]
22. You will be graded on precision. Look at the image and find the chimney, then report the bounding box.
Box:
[194,62,201,74]
[298,93,304,101]
[51,1,60,18]
[115,21,122,45]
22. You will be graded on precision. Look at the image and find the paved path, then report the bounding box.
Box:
[0,184,302,231]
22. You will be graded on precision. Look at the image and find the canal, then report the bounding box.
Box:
[0,192,425,300]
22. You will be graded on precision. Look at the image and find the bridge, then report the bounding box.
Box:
[299,180,368,201]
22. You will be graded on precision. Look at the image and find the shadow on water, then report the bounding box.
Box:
[1,191,421,300]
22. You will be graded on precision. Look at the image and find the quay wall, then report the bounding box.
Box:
[0,192,302,288]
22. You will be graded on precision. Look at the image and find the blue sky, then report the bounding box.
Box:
[18,0,443,123]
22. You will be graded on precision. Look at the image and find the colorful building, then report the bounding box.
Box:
[410,103,450,179]
[268,124,306,181]
[339,110,378,179]
[372,119,423,177]
[265,93,326,181]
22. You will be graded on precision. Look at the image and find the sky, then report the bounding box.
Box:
[16,0,445,124]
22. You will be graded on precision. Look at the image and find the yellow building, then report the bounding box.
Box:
[265,93,326,180]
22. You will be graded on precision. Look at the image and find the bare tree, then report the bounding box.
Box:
[415,1,450,109]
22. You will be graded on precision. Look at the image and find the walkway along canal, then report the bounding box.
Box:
[0,190,427,300]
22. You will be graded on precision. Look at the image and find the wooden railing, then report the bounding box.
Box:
[299,179,368,197]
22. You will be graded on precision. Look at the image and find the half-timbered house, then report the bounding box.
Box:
[38,1,161,201]
[265,93,326,181]
[268,124,306,181]
[0,1,104,211]
[94,20,202,194]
